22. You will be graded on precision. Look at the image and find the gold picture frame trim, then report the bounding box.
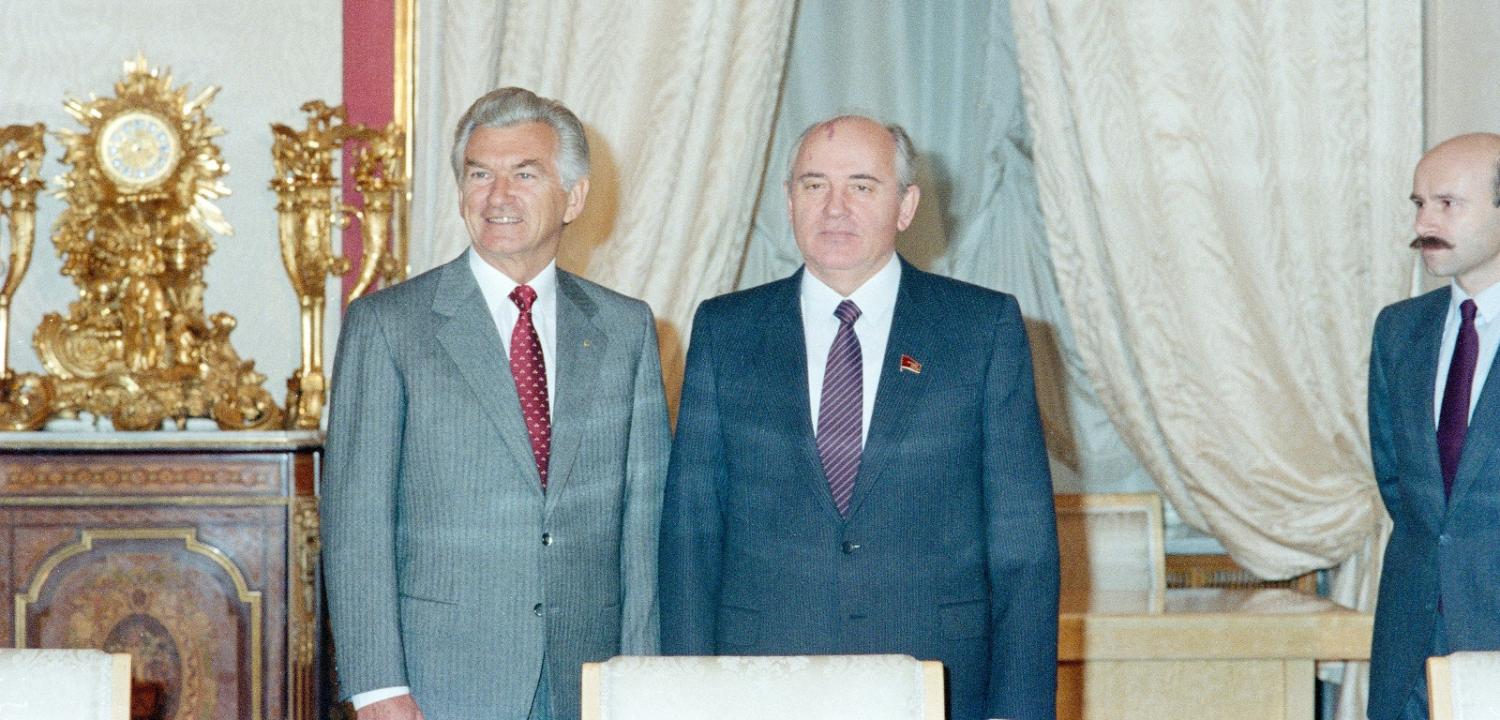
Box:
[13,526,265,720]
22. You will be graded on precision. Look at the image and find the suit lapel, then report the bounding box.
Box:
[753,273,840,519]
[1395,290,1448,516]
[432,255,544,492]
[847,263,933,518]
[545,271,608,509]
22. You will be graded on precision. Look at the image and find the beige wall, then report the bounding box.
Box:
[1425,0,1500,144]
[1416,0,1500,292]
[0,1,341,424]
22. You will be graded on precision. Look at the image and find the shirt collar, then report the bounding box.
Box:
[468,249,557,314]
[1449,279,1500,326]
[800,253,902,323]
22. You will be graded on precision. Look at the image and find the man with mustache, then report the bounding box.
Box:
[659,115,1058,720]
[1369,132,1500,720]
[322,87,669,720]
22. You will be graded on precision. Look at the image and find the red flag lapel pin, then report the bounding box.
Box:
[899,354,922,374]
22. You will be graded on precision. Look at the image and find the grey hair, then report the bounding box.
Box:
[786,115,917,190]
[450,87,589,191]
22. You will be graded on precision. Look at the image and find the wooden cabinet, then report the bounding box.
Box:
[0,432,323,720]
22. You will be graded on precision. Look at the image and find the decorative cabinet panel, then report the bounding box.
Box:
[0,432,322,720]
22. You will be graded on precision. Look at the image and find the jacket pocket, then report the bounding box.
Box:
[397,577,461,606]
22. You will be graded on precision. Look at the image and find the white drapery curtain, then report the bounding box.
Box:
[741,0,1148,494]
[1010,2,1421,715]
[409,0,796,402]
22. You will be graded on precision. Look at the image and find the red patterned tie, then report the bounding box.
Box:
[510,284,551,490]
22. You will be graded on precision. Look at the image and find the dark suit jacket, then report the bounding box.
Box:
[321,254,670,720]
[659,258,1059,720]
[1368,286,1500,719]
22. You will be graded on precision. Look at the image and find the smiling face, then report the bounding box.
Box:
[459,121,589,282]
[1411,134,1500,295]
[786,117,919,296]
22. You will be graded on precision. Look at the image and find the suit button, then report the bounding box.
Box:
[1439,534,1453,546]
[841,541,860,555]
[542,533,552,546]
[533,603,544,617]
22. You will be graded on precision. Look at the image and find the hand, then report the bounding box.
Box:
[357,694,424,720]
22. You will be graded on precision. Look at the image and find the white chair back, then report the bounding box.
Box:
[1428,651,1500,720]
[0,649,130,720]
[581,654,944,720]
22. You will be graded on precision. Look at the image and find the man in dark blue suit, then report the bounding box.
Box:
[1369,132,1500,720]
[659,115,1058,720]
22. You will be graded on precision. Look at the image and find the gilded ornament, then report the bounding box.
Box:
[7,55,283,431]
[0,123,55,430]
[271,101,407,430]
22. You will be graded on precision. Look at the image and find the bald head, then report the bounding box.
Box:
[784,114,922,296]
[1411,132,1500,294]
[787,115,917,191]
[1420,133,1500,208]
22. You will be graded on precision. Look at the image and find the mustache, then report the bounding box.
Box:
[1411,236,1454,250]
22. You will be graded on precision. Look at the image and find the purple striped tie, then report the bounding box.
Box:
[818,300,863,517]
[1439,299,1479,500]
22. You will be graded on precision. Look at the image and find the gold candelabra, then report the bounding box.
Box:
[0,124,52,430]
[271,101,407,430]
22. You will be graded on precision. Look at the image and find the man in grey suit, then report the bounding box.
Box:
[1369,132,1500,720]
[659,115,1059,720]
[322,87,669,720]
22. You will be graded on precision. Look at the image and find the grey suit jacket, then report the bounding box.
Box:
[659,259,1059,720]
[322,253,669,720]
[1368,286,1500,719]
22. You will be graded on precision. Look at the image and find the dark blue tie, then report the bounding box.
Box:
[818,300,863,517]
[1438,299,1478,500]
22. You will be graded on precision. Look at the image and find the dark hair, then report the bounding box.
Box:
[1493,156,1500,208]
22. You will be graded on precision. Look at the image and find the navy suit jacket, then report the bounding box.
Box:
[1369,286,1500,719]
[659,259,1059,720]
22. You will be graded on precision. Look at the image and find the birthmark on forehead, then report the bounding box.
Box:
[822,121,839,140]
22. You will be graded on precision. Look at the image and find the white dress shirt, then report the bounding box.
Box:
[802,254,901,446]
[469,249,558,414]
[1433,280,1500,428]
[349,251,560,711]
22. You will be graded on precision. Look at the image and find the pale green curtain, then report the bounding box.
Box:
[741,0,1148,494]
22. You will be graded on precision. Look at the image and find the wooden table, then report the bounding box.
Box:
[1058,589,1372,720]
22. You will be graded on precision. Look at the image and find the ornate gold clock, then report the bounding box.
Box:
[0,54,285,431]
[95,110,182,191]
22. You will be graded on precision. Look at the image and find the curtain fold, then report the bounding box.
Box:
[741,0,1147,494]
[409,0,796,405]
[1011,2,1420,716]
[408,0,510,275]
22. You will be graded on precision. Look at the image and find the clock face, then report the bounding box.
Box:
[96,111,181,191]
